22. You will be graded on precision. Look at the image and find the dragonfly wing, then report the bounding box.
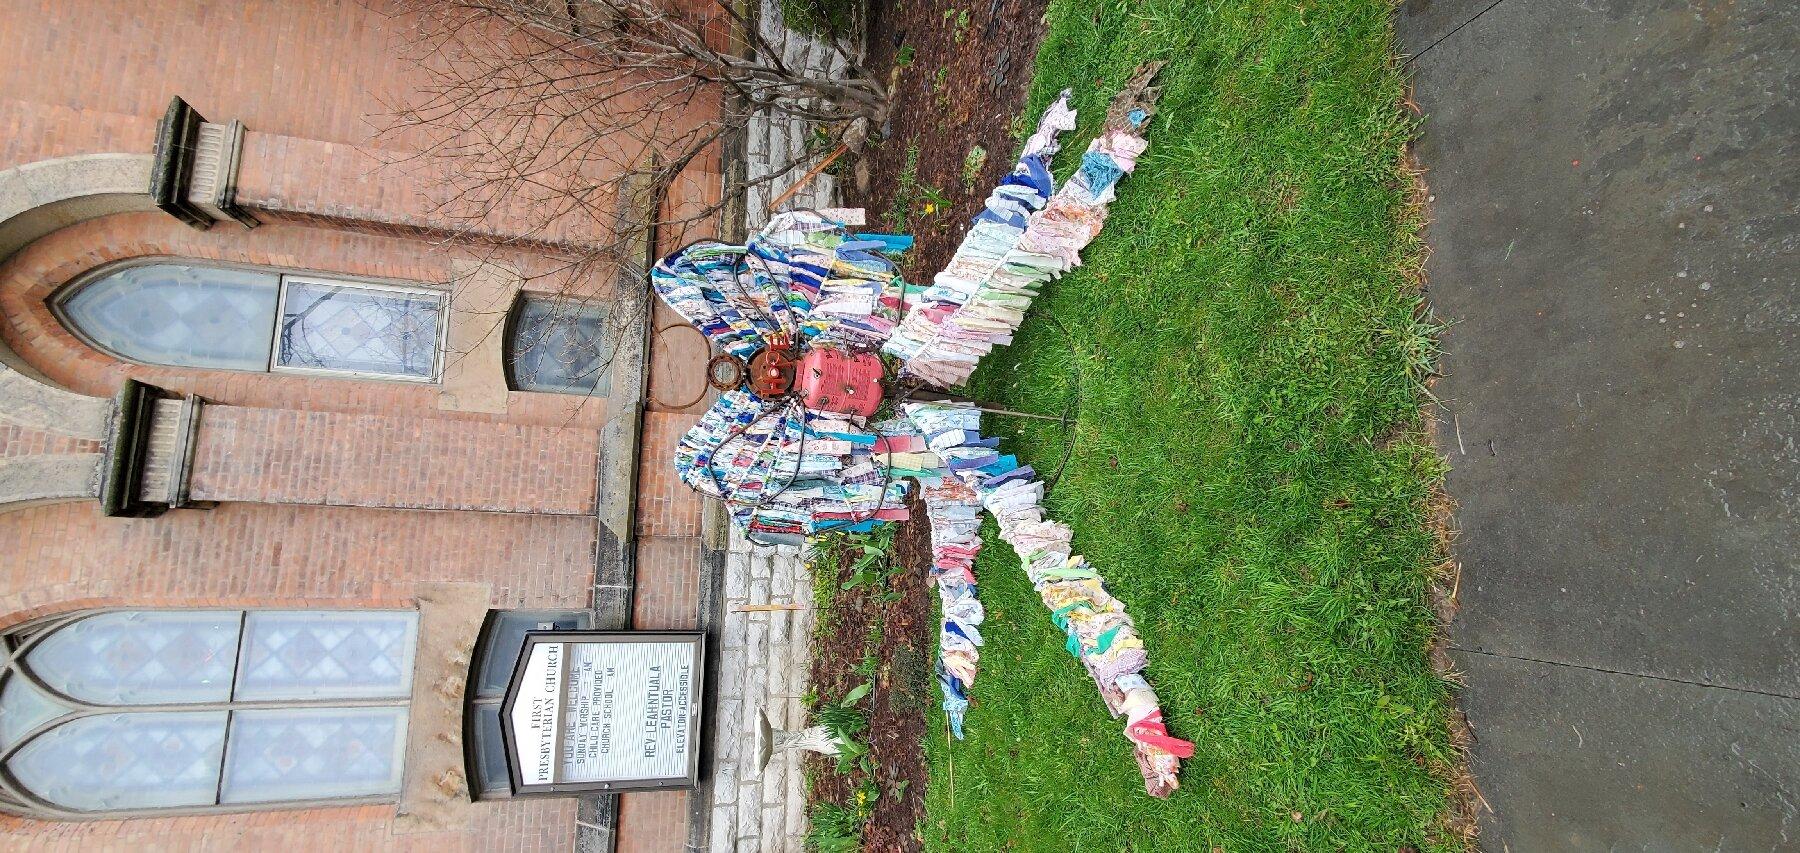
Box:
[887,65,1165,389]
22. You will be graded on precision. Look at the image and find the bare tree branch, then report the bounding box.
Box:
[371,0,885,414]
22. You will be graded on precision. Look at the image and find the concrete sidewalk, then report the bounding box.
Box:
[1396,0,1798,848]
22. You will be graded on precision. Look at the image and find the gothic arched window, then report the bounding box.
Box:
[0,609,418,819]
[55,261,445,381]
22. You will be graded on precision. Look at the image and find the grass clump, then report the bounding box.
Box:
[884,141,952,231]
[814,703,871,774]
[778,0,857,38]
[804,801,862,852]
[961,145,989,187]
[921,0,1463,850]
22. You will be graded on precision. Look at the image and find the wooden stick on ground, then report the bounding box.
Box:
[766,142,850,214]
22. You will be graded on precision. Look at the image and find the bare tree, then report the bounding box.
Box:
[383,0,883,271]
[373,0,884,400]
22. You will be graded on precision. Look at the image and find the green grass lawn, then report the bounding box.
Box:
[922,1,1464,849]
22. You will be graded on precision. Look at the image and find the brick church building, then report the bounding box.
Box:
[0,1,736,850]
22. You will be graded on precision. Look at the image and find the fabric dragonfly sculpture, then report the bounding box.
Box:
[649,63,1193,797]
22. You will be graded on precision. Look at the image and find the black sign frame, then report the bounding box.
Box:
[498,630,706,796]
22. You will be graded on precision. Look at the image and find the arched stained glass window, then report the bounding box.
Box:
[25,610,240,704]
[56,264,279,371]
[54,262,445,381]
[10,711,227,811]
[505,295,613,396]
[0,609,417,819]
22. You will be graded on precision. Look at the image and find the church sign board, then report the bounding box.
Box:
[501,631,705,794]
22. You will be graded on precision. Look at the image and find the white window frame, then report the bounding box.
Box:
[0,607,419,821]
[504,293,615,397]
[50,257,449,385]
[269,275,448,384]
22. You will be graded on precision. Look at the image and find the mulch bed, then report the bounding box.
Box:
[799,1,1050,849]
[855,0,1052,282]
[801,496,935,852]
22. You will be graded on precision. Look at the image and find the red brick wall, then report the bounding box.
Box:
[0,0,729,848]
[631,536,704,631]
[617,791,692,853]
[0,501,595,631]
[0,0,723,253]
[188,406,600,514]
[624,527,702,852]
[616,331,710,853]
[0,129,618,853]
[0,181,717,853]
[648,301,717,417]
[636,412,708,538]
[0,500,594,848]
[0,212,610,430]
[0,0,719,242]
[0,0,415,156]
[4,795,579,853]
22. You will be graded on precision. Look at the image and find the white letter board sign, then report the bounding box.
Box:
[500,631,705,794]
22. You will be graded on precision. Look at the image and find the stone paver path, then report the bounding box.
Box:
[706,3,850,849]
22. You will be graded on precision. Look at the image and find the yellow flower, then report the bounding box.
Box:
[923,203,937,214]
